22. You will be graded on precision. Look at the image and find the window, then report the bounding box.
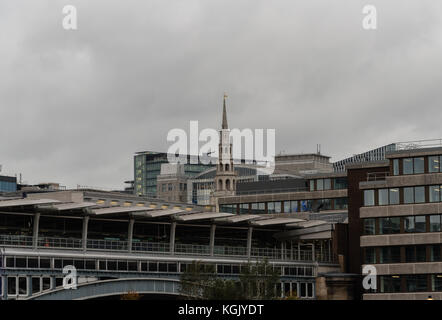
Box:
[284,201,290,213]
[364,190,375,206]
[404,187,414,204]
[334,177,347,190]
[405,216,426,233]
[430,215,441,232]
[334,198,348,210]
[403,158,413,175]
[415,215,426,232]
[310,180,315,191]
[378,189,389,205]
[274,202,281,213]
[429,185,440,202]
[317,179,323,191]
[380,276,401,293]
[406,246,426,262]
[404,216,415,233]
[414,186,425,203]
[406,275,428,292]
[380,247,401,263]
[430,245,441,262]
[389,188,399,205]
[267,202,275,214]
[380,217,400,234]
[393,159,399,176]
[364,247,376,264]
[414,157,424,174]
[323,179,331,190]
[429,156,440,173]
[364,219,376,235]
[431,275,442,292]
[291,201,298,213]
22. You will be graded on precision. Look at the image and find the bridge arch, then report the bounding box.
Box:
[27,278,182,300]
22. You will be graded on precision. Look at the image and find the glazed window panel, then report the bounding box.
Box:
[363,219,376,235]
[430,215,441,232]
[379,217,400,234]
[380,246,401,263]
[283,201,290,213]
[393,159,400,176]
[316,179,324,191]
[378,189,389,206]
[414,186,425,203]
[431,275,442,292]
[403,187,414,204]
[274,202,281,213]
[429,185,440,202]
[413,157,424,174]
[334,177,348,190]
[267,202,275,214]
[415,215,426,232]
[389,188,399,205]
[364,190,375,206]
[430,245,441,262]
[364,247,376,264]
[323,179,331,190]
[428,156,440,173]
[290,201,298,213]
[403,158,413,175]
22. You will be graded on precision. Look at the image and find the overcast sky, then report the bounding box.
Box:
[1,0,441,189]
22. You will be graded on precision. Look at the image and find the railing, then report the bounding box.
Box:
[87,239,129,251]
[175,243,210,255]
[366,172,389,181]
[0,234,336,263]
[0,235,33,247]
[132,241,169,253]
[214,246,247,257]
[39,237,82,249]
[395,138,442,151]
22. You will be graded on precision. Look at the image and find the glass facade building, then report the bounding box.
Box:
[134,151,213,197]
[0,175,17,193]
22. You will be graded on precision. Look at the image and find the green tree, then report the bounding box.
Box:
[179,259,280,300]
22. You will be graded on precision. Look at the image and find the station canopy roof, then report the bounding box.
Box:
[0,198,60,207]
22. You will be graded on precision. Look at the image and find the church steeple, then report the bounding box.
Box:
[222,93,228,129]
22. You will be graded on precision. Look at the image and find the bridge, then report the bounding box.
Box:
[28,278,181,300]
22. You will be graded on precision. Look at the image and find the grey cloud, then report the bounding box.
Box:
[1,0,441,188]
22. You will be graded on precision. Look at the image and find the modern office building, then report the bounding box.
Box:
[133,151,213,197]
[345,145,442,299]
[0,175,17,193]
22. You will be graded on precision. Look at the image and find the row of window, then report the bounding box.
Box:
[160,183,187,192]
[364,244,442,264]
[364,185,442,206]
[363,214,442,235]
[221,198,348,214]
[392,155,442,176]
[377,274,442,293]
[3,256,314,277]
[309,177,348,191]
[0,181,17,192]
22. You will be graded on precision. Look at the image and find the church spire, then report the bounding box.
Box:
[222,93,228,129]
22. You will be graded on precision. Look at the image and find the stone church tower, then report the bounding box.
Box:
[212,94,237,210]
